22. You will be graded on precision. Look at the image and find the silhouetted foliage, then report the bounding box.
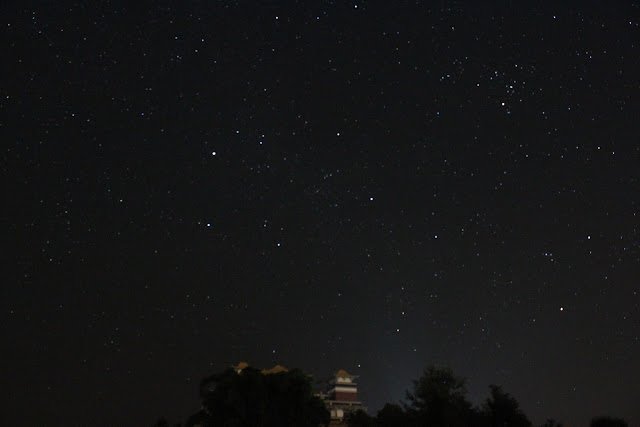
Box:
[404,365,478,426]
[481,384,532,427]
[376,403,412,426]
[590,416,628,427]
[186,367,330,427]
[540,419,563,427]
[153,417,169,427]
[153,416,180,427]
[345,409,376,427]
[182,364,631,427]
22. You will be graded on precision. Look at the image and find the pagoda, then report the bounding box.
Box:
[320,369,367,425]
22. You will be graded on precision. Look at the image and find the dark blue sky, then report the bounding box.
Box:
[3,1,639,425]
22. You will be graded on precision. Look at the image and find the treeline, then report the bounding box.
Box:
[154,364,629,427]
[184,367,329,427]
[344,365,628,427]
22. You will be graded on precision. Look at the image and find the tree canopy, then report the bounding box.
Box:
[482,384,532,427]
[186,367,329,427]
[346,365,537,427]
[590,416,629,427]
[404,365,477,426]
[180,364,630,427]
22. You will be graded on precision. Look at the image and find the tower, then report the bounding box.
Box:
[322,369,367,425]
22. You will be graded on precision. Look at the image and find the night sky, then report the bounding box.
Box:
[3,1,640,426]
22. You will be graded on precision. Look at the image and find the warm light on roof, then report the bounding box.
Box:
[235,361,249,370]
[261,364,288,374]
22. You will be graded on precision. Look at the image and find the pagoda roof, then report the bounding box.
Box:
[334,369,358,378]
[233,361,250,372]
[261,364,288,374]
[233,362,289,375]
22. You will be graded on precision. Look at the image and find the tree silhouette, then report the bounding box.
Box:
[182,364,632,427]
[152,417,169,427]
[404,365,477,426]
[482,384,531,427]
[376,403,414,426]
[590,416,628,427]
[345,409,376,427]
[153,416,180,427]
[186,367,329,427]
[540,419,563,427]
